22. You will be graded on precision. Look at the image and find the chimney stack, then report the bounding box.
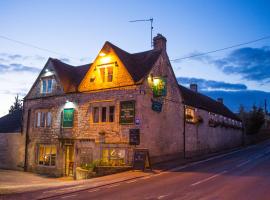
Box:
[217,98,223,104]
[153,34,167,51]
[190,83,198,93]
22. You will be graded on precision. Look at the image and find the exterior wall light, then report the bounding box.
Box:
[64,100,75,108]
[99,52,106,57]
[153,78,160,86]
[100,56,111,64]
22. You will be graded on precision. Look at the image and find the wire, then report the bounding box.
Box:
[170,35,270,62]
[0,35,81,62]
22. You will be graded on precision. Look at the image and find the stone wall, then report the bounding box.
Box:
[0,132,25,170]
[185,108,243,157]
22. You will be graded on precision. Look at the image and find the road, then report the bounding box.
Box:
[3,140,270,200]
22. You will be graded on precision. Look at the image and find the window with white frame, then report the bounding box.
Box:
[35,111,52,128]
[92,105,115,123]
[38,144,56,166]
[41,78,53,94]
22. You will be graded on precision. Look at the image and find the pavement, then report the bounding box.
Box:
[1,140,270,200]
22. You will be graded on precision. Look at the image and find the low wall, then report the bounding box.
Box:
[0,132,25,170]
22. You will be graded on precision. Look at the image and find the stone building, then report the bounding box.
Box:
[23,34,242,177]
[0,110,25,170]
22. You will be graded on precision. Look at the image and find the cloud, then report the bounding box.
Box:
[0,63,40,73]
[177,77,247,91]
[212,47,270,82]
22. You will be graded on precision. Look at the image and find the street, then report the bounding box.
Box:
[3,140,270,200]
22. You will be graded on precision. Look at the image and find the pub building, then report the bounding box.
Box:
[22,34,242,177]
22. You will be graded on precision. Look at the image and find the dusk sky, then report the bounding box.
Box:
[0,0,270,116]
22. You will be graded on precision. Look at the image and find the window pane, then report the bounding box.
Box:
[93,107,99,123]
[42,80,47,93]
[47,112,52,127]
[185,108,195,122]
[38,145,44,165]
[63,109,74,127]
[40,112,45,127]
[47,79,52,93]
[109,106,115,122]
[100,68,105,82]
[102,149,109,163]
[107,67,113,82]
[36,112,41,127]
[101,107,107,122]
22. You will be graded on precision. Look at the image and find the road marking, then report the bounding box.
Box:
[126,180,137,183]
[141,176,151,180]
[191,170,227,186]
[88,188,100,193]
[107,184,120,188]
[61,194,77,199]
[157,194,170,199]
[236,160,251,168]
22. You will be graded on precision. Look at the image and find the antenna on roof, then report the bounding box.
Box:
[129,18,154,48]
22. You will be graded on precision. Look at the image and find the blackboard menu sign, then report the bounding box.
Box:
[129,129,140,145]
[120,101,135,124]
[152,100,163,113]
[133,149,151,171]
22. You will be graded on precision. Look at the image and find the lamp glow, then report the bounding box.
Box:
[153,78,160,86]
[100,56,111,63]
[99,52,106,57]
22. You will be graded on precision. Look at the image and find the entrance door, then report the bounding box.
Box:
[65,145,74,176]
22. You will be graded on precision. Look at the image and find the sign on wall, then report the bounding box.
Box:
[152,100,163,113]
[129,129,140,145]
[120,101,135,124]
[153,77,167,97]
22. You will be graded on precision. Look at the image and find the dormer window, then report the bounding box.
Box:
[41,78,53,94]
[99,66,114,83]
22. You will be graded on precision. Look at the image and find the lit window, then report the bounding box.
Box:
[107,67,113,82]
[185,107,195,123]
[38,145,56,166]
[41,79,53,94]
[109,106,115,122]
[99,66,114,83]
[101,107,107,122]
[93,107,99,123]
[62,108,74,128]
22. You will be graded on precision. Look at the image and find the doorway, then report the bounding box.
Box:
[65,145,74,176]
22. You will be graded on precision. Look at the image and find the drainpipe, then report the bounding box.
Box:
[24,108,31,171]
[183,105,186,158]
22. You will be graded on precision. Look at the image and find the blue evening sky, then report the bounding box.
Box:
[0,0,270,116]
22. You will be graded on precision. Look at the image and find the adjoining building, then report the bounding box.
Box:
[0,110,25,170]
[22,34,242,177]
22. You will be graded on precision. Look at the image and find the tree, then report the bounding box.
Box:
[239,105,265,135]
[9,94,22,114]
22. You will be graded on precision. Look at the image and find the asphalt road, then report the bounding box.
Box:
[4,141,270,200]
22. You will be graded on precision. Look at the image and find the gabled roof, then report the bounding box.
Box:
[49,58,91,93]
[107,42,162,82]
[178,85,241,121]
[0,110,22,133]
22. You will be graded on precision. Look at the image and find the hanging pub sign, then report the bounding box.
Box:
[120,101,135,124]
[153,77,167,97]
[129,129,140,145]
[152,100,163,113]
[133,148,152,171]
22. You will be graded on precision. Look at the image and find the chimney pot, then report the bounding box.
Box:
[153,33,167,50]
[190,83,198,93]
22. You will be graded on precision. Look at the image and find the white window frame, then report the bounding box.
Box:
[41,78,53,94]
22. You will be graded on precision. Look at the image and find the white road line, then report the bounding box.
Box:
[141,176,151,180]
[107,184,120,188]
[157,194,170,199]
[191,170,228,186]
[236,160,251,168]
[88,188,100,193]
[126,180,137,183]
[61,194,77,199]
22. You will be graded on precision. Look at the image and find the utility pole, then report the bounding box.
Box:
[129,18,154,48]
